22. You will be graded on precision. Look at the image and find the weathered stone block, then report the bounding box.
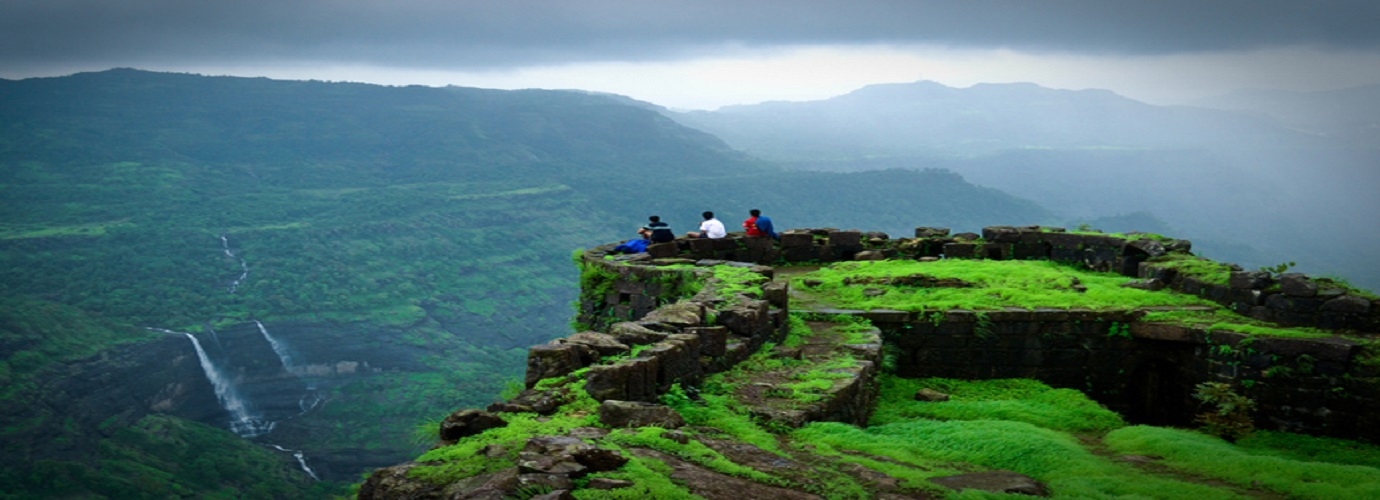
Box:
[1126,238,1167,258]
[684,326,728,357]
[779,232,814,248]
[943,243,977,258]
[608,322,670,346]
[711,238,739,251]
[982,226,1023,243]
[641,302,703,327]
[646,242,679,258]
[915,227,951,238]
[828,230,862,248]
[526,343,594,388]
[762,281,789,309]
[440,409,508,442]
[562,332,629,358]
[584,357,660,402]
[597,400,685,428]
[1229,271,1273,290]
[1280,273,1318,297]
[1322,295,1371,313]
[717,299,771,338]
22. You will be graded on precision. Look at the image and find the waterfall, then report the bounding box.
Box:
[183,332,275,438]
[204,324,223,350]
[254,320,296,372]
[269,444,320,481]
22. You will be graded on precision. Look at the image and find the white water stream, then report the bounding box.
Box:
[221,235,249,294]
[254,320,296,373]
[269,444,321,480]
[182,332,275,438]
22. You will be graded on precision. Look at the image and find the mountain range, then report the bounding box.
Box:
[669,80,1380,292]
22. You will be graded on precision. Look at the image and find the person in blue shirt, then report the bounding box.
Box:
[745,209,778,240]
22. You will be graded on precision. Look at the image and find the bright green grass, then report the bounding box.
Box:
[1105,426,1380,499]
[1143,254,1234,285]
[709,265,771,301]
[793,420,1240,499]
[1140,310,1332,339]
[869,376,1125,432]
[1236,431,1380,469]
[572,455,697,500]
[792,259,1219,311]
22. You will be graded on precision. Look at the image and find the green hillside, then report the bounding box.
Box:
[0,69,1053,497]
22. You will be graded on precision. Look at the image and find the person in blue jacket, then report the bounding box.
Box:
[746,209,778,240]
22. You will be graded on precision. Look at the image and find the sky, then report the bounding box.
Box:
[3,0,1380,110]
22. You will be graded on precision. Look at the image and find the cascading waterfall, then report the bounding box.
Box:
[182,332,275,438]
[254,320,296,372]
[269,444,320,481]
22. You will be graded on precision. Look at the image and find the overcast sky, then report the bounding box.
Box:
[4,0,1379,109]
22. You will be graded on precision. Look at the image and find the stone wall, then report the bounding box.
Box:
[825,307,1380,442]
[555,225,1379,441]
[531,251,791,403]
[593,225,1379,334]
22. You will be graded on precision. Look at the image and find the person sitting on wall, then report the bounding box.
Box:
[637,215,676,243]
[687,211,727,239]
[745,209,778,240]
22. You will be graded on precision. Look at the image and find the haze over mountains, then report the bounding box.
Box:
[670,80,1380,291]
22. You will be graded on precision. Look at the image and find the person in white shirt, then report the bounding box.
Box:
[687,211,727,239]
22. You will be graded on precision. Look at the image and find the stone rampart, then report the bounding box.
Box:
[559,225,1379,442]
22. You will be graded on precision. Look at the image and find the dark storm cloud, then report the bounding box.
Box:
[3,0,1378,71]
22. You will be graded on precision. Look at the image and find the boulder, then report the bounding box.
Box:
[1279,273,1318,297]
[642,302,703,327]
[608,322,670,346]
[1322,295,1371,313]
[563,332,629,358]
[439,410,508,442]
[855,250,886,261]
[1126,238,1167,258]
[598,400,686,428]
[499,387,572,415]
[1229,271,1272,290]
[915,227,951,238]
[915,388,951,402]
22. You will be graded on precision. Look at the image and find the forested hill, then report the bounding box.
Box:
[0,69,1051,498]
